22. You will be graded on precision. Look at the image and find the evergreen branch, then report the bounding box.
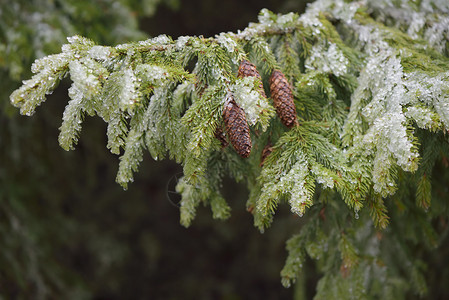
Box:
[273,33,302,81]
[10,1,449,220]
[58,87,85,151]
[10,53,70,116]
[369,195,390,230]
[338,233,360,271]
[115,106,146,188]
[210,193,231,221]
[232,76,276,131]
[410,262,429,296]
[7,1,449,295]
[176,177,202,228]
[416,173,432,209]
[243,36,278,75]
[106,112,128,155]
[280,234,306,288]
[176,154,230,227]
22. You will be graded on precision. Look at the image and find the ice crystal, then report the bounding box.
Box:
[59,85,84,151]
[175,36,190,50]
[404,106,437,130]
[287,160,312,216]
[407,12,426,39]
[10,52,70,115]
[357,25,390,55]
[215,33,237,53]
[371,150,396,195]
[298,0,328,34]
[68,59,102,100]
[367,1,426,39]
[305,42,348,76]
[311,163,335,189]
[331,0,359,22]
[120,68,141,110]
[144,84,171,158]
[88,45,112,61]
[424,16,449,53]
[66,35,80,45]
[356,51,418,172]
[366,0,449,53]
[258,8,275,26]
[258,149,312,217]
[31,53,70,74]
[232,77,274,131]
[277,12,296,26]
[116,127,145,188]
[151,34,171,45]
[404,72,449,128]
[420,0,449,13]
[136,64,167,84]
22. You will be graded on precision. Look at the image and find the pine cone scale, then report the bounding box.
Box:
[214,126,229,148]
[238,60,267,98]
[269,70,298,128]
[223,93,252,158]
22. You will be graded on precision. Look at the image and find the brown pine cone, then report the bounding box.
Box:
[238,60,267,98]
[269,70,298,128]
[223,93,252,158]
[214,126,229,148]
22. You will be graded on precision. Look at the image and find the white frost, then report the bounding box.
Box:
[175,36,191,50]
[215,33,237,53]
[305,42,348,76]
[232,77,273,131]
[88,45,112,61]
[120,68,140,109]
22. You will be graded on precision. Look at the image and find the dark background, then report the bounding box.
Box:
[1,0,314,299]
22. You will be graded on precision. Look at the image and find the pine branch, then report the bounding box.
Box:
[8,0,449,295]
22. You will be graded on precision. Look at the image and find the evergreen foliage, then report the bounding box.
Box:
[0,0,180,297]
[0,0,178,114]
[8,0,449,298]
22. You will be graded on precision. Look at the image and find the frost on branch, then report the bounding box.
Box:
[9,0,449,295]
[10,0,449,226]
[10,52,71,116]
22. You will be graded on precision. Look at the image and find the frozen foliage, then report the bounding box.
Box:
[0,0,162,83]
[116,126,145,188]
[404,71,449,128]
[215,33,238,53]
[357,52,418,170]
[231,77,275,131]
[286,158,313,216]
[175,36,191,50]
[120,68,141,109]
[305,42,349,76]
[404,106,436,129]
[10,0,449,223]
[10,0,449,219]
[258,8,276,26]
[297,1,325,33]
[311,163,335,189]
[144,84,173,160]
[88,45,112,61]
[8,0,449,297]
[59,87,84,151]
[69,59,105,101]
[424,16,449,53]
[367,0,449,53]
[10,52,71,116]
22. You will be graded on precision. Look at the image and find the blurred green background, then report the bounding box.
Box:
[0,0,313,299]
